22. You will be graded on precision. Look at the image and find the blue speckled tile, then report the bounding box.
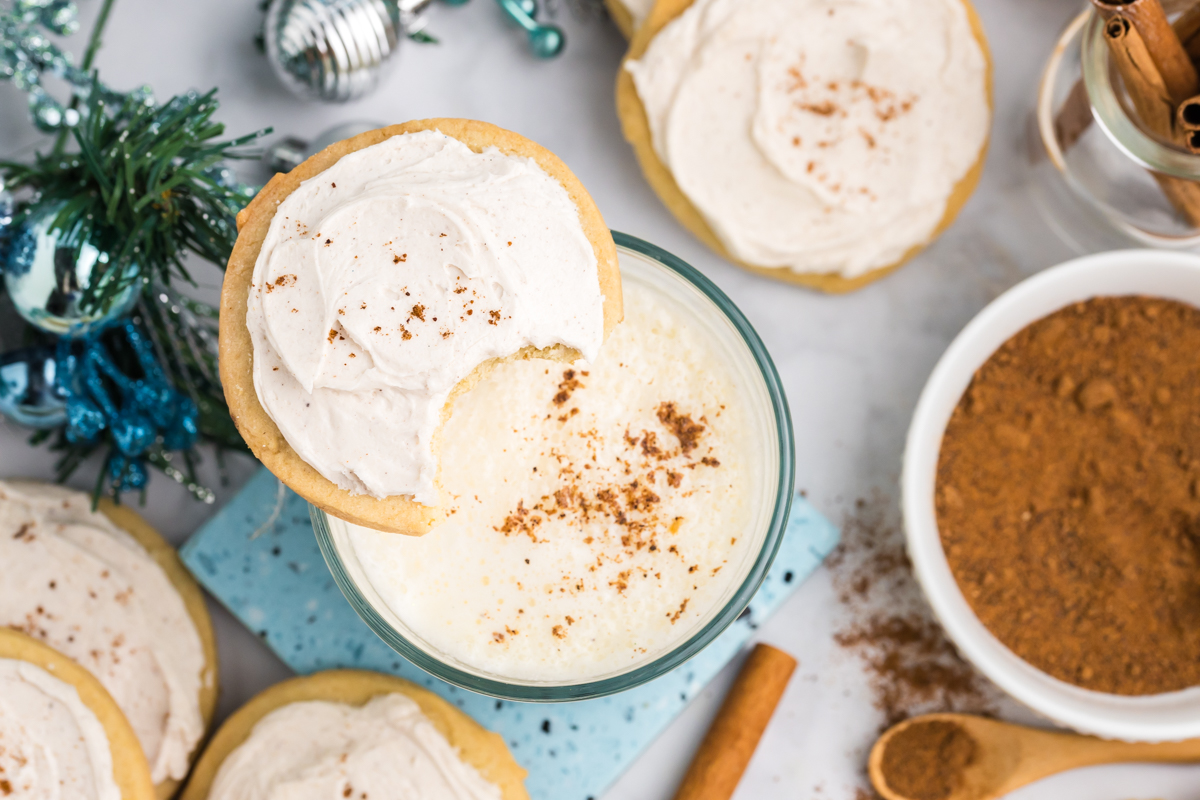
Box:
[181,467,838,800]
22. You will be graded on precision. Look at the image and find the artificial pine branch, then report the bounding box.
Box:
[1,85,270,315]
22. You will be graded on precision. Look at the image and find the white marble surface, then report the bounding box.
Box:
[3,0,1200,798]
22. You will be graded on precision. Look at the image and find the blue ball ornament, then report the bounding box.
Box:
[0,346,68,428]
[4,205,140,338]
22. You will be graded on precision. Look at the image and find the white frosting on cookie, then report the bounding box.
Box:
[0,482,207,784]
[627,0,989,278]
[0,659,121,800]
[247,129,605,504]
[208,694,501,800]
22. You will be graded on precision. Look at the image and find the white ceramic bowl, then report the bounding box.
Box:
[902,249,1200,742]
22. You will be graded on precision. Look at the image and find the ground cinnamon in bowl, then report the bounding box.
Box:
[936,296,1200,696]
[879,719,977,800]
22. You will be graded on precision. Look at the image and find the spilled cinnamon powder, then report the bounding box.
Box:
[937,296,1200,695]
[830,497,998,730]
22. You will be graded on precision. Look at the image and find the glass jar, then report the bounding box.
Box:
[311,232,794,702]
[1032,5,1200,252]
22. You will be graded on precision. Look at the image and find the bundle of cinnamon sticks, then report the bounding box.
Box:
[1061,0,1200,223]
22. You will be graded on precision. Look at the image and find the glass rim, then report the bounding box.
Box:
[312,231,795,702]
[1081,8,1200,181]
[1037,9,1200,247]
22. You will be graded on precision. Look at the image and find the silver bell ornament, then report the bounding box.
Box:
[2,206,141,338]
[263,0,563,103]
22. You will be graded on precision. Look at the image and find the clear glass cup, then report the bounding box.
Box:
[311,232,795,702]
[1031,5,1200,252]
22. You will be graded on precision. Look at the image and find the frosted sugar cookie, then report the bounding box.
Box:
[180,670,527,800]
[0,628,156,800]
[221,120,622,534]
[618,0,992,292]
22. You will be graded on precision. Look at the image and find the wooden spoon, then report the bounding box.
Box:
[869,712,1200,800]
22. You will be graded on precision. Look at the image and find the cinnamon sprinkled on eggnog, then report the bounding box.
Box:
[347,258,763,681]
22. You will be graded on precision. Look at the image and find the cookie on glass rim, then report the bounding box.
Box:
[220,119,622,535]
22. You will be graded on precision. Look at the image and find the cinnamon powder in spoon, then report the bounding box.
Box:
[880,720,976,800]
[936,296,1200,696]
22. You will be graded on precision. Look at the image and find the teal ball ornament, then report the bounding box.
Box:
[3,207,141,338]
[0,346,68,429]
[0,185,13,262]
[528,24,564,59]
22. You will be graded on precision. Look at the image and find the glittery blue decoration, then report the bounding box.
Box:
[106,454,148,491]
[162,396,199,451]
[64,395,104,442]
[43,323,202,493]
[123,321,198,451]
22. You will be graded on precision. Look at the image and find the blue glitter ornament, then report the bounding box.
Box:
[0,346,67,428]
[4,205,141,337]
[53,322,200,466]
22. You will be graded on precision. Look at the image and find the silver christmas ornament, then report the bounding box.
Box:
[264,0,432,102]
[262,0,564,103]
[3,206,140,337]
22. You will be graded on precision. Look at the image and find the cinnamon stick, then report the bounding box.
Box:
[1103,14,1200,222]
[1107,15,1178,132]
[1177,92,1200,128]
[1057,0,1200,150]
[1093,0,1200,102]
[1178,94,1200,150]
[671,644,797,800]
[1176,1,1200,59]
[1174,92,1200,150]
[1055,79,1095,152]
